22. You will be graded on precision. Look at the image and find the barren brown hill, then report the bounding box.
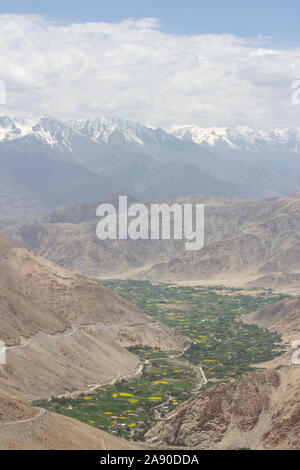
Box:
[0,234,188,400]
[145,367,300,450]
[247,272,300,293]
[243,297,300,341]
[0,391,140,450]
[0,200,182,278]
[2,192,300,285]
[0,390,34,423]
[143,192,300,283]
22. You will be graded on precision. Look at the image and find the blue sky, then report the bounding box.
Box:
[0,0,299,47]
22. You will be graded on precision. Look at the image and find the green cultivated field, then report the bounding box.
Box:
[104,281,285,380]
[34,281,286,441]
[34,357,199,440]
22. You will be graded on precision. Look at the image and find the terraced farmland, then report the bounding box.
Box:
[35,281,286,441]
[34,355,200,440]
[104,281,285,381]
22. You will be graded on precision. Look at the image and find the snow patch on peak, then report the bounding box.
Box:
[169,125,300,154]
[2,116,300,157]
[170,125,239,149]
[68,117,146,146]
[0,116,40,142]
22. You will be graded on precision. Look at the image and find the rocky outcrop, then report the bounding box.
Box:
[146,370,289,449]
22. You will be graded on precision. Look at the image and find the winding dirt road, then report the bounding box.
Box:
[57,362,144,399]
[1,407,46,426]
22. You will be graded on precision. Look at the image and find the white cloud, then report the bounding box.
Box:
[0,14,300,128]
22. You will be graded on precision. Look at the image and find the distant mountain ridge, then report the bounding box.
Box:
[3,191,300,286]
[169,124,300,180]
[0,115,300,218]
[2,116,300,154]
[169,124,300,156]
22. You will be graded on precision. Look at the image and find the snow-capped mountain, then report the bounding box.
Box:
[169,125,300,154]
[69,117,146,146]
[2,115,300,158]
[0,116,81,155]
[0,116,40,142]
[0,115,176,148]
[0,115,300,219]
[68,117,181,148]
[31,118,78,151]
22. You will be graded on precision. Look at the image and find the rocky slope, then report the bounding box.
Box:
[0,234,188,400]
[243,297,300,341]
[146,367,300,450]
[247,272,300,292]
[0,390,34,423]
[142,191,300,282]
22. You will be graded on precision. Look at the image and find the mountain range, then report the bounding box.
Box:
[1,116,300,218]
[3,191,300,289]
[1,115,300,449]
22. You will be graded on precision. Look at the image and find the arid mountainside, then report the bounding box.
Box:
[0,196,184,277]
[247,272,300,293]
[243,297,300,341]
[0,390,34,423]
[143,192,300,283]
[0,391,140,450]
[2,192,300,285]
[0,234,187,400]
[146,367,300,450]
